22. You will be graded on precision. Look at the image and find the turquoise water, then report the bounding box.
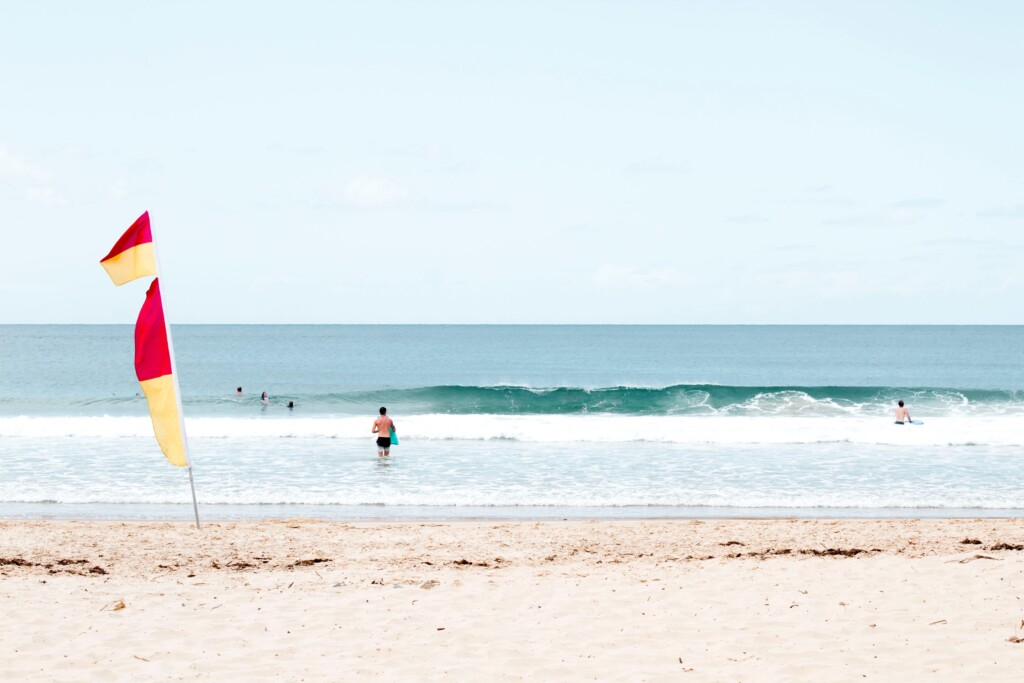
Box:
[1,325,1023,519]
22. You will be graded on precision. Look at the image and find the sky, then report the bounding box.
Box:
[1,1,1023,324]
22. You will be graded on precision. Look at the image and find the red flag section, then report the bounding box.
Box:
[135,279,173,381]
[100,212,157,286]
[135,279,187,467]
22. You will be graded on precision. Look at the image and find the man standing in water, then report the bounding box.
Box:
[894,400,912,424]
[372,406,395,457]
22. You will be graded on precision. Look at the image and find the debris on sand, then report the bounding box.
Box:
[799,548,870,557]
[990,543,1024,551]
[292,558,332,567]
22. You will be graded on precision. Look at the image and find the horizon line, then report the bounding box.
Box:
[3,322,1024,327]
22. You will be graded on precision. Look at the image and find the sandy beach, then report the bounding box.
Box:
[1,519,1023,680]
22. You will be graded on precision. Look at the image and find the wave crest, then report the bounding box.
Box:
[8,384,1024,418]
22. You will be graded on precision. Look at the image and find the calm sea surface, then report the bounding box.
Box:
[1,325,1023,519]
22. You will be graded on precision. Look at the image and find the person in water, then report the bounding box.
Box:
[236,387,243,395]
[287,401,295,409]
[372,406,395,457]
[261,391,269,403]
[894,400,911,424]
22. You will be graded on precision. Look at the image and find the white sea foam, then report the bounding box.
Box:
[3,418,1023,510]
[2,413,1024,446]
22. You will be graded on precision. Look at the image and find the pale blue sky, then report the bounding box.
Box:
[2,1,1022,323]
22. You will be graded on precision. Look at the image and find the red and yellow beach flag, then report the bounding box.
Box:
[99,213,199,525]
[99,211,157,286]
[134,279,188,467]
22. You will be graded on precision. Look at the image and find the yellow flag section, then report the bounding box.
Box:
[100,211,157,286]
[135,279,188,466]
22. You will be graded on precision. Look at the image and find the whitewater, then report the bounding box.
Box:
[3,412,1023,447]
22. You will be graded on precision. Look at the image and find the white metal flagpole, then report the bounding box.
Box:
[151,228,201,530]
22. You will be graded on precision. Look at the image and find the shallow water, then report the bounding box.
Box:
[2,325,1023,519]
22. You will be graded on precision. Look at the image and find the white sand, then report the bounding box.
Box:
[2,519,1024,681]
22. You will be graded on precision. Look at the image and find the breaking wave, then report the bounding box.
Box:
[33,384,1024,418]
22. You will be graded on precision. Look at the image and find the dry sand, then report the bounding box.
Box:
[2,518,1024,681]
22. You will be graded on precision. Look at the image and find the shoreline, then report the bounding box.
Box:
[3,519,1024,680]
[3,501,1024,523]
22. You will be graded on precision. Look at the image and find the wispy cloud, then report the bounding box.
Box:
[593,265,695,290]
[727,213,768,224]
[328,174,500,212]
[977,203,1024,219]
[386,142,476,175]
[250,274,296,289]
[433,159,477,175]
[338,175,411,208]
[107,179,131,201]
[623,158,688,175]
[390,141,446,159]
[792,188,860,208]
[293,146,328,156]
[0,282,63,293]
[0,145,48,181]
[889,197,943,208]
[563,222,597,233]
[919,237,1024,252]
[824,208,921,227]
[0,144,66,204]
[421,199,504,212]
[745,270,929,298]
[25,186,66,205]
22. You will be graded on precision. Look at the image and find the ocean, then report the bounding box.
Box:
[1,325,1023,520]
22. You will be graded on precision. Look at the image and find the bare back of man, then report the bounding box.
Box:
[372,407,395,457]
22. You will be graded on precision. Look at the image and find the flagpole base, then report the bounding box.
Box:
[187,465,201,530]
